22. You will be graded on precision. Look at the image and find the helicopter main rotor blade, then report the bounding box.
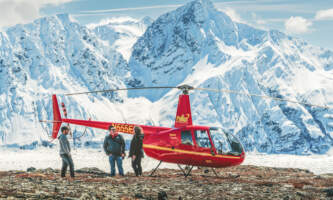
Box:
[64,86,177,96]
[194,88,331,109]
[63,84,330,109]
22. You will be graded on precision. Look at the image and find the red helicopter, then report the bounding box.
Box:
[46,85,329,177]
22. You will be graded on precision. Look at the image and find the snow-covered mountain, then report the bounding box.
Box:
[129,0,333,154]
[0,14,131,145]
[0,0,332,154]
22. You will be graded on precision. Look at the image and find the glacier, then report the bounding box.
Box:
[0,0,332,155]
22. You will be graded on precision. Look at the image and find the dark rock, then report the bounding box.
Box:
[145,195,153,200]
[27,167,36,172]
[296,191,307,197]
[135,193,144,198]
[265,182,274,187]
[323,188,333,197]
[230,174,240,178]
[75,167,108,176]
[158,191,168,200]
[283,196,290,200]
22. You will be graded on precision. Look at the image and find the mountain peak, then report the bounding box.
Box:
[141,16,154,26]
[129,0,239,99]
[176,0,217,24]
[186,0,215,10]
[55,13,76,25]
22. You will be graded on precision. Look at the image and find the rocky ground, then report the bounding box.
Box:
[0,165,332,199]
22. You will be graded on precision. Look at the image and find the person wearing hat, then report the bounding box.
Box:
[103,125,125,176]
[58,126,74,178]
[129,126,145,176]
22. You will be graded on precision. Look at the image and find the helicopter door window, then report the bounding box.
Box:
[210,128,243,155]
[195,130,211,148]
[211,130,231,154]
[181,130,193,145]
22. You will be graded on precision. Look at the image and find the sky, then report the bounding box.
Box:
[0,0,333,50]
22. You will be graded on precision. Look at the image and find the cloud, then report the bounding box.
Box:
[315,8,333,20]
[215,2,313,14]
[284,16,312,34]
[0,0,73,29]
[250,12,266,25]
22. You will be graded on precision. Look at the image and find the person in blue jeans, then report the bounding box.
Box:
[103,125,125,176]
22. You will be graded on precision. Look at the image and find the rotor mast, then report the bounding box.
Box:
[174,85,193,128]
[177,85,194,95]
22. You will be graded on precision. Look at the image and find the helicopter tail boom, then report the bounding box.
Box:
[50,95,169,137]
[61,118,169,135]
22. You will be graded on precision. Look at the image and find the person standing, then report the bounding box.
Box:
[103,125,125,176]
[129,126,144,176]
[58,126,74,178]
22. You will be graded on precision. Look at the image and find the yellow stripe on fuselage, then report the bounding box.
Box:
[143,144,241,159]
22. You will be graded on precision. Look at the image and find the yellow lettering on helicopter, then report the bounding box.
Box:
[169,133,177,137]
[176,114,190,123]
[111,123,134,134]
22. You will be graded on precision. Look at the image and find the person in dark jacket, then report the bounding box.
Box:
[103,125,125,176]
[58,126,74,178]
[129,126,144,176]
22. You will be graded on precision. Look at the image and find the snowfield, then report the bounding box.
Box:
[243,152,333,175]
[0,148,178,174]
[0,148,332,175]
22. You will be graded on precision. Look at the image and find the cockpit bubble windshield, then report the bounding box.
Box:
[210,127,243,156]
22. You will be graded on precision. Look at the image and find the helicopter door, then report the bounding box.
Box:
[194,130,214,155]
[209,128,243,156]
[179,130,195,151]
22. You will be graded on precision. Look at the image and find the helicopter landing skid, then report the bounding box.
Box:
[150,161,163,176]
[211,168,219,177]
[177,164,194,178]
[149,162,219,178]
[149,161,194,177]
[201,167,220,178]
